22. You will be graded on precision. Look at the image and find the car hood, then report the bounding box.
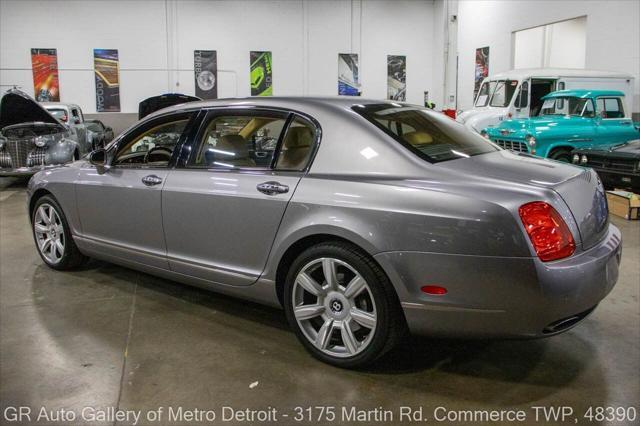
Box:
[0,89,65,130]
[486,115,592,138]
[575,140,640,157]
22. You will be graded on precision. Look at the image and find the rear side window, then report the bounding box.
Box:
[596,97,625,119]
[190,113,288,169]
[354,104,498,163]
[275,117,315,171]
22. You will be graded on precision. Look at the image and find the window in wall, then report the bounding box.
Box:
[513,16,586,69]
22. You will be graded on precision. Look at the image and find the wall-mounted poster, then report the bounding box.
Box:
[31,48,60,102]
[387,55,406,101]
[474,46,490,99]
[94,49,121,112]
[194,50,217,99]
[338,53,360,96]
[250,51,272,96]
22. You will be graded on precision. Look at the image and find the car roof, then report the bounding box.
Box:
[542,89,626,99]
[41,102,80,109]
[143,96,402,120]
[486,68,633,80]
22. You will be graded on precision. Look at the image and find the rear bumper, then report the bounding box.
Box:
[375,224,622,338]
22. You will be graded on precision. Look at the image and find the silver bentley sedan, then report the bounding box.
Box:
[27,97,622,368]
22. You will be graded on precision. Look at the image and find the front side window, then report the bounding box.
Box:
[596,97,625,119]
[541,97,594,117]
[191,113,287,169]
[490,80,518,107]
[354,104,498,163]
[114,115,191,167]
[514,81,529,108]
[47,108,67,123]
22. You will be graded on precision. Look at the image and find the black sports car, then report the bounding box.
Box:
[572,140,640,191]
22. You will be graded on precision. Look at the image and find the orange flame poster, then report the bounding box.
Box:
[31,48,60,102]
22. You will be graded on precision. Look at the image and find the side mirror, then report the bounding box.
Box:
[89,149,110,174]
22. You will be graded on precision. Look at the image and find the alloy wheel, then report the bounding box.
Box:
[292,257,377,358]
[33,203,65,265]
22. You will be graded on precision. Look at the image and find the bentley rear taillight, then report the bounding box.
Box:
[519,201,575,262]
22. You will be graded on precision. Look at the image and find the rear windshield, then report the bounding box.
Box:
[354,104,498,163]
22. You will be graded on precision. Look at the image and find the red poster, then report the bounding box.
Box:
[31,48,60,102]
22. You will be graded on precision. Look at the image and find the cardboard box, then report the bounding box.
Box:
[606,190,640,220]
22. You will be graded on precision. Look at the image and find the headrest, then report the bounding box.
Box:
[285,126,313,148]
[403,131,433,145]
[216,134,248,158]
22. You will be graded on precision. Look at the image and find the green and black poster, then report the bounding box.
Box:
[250,51,272,96]
[194,50,217,99]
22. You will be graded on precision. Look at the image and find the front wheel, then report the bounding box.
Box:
[549,148,572,162]
[284,242,405,368]
[32,195,87,270]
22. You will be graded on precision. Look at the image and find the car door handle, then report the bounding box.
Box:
[257,181,289,195]
[142,175,163,186]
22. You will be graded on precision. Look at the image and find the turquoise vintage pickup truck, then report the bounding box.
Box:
[482,90,640,161]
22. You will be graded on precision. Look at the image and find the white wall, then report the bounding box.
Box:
[0,0,438,113]
[457,0,640,113]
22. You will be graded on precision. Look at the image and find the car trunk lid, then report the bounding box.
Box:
[437,150,609,250]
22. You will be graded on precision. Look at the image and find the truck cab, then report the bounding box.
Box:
[457,68,635,133]
[41,102,90,152]
[483,90,640,161]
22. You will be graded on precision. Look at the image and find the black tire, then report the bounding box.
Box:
[550,148,572,162]
[284,241,406,368]
[31,195,87,270]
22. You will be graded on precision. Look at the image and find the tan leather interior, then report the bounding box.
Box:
[403,131,433,146]
[205,134,256,167]
[277,126,313,170]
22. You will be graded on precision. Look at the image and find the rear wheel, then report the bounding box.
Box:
[32,195,87,270]
[549,148,572,162]
[284,242,405,368]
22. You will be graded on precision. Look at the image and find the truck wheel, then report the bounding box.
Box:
[550,148,572,162]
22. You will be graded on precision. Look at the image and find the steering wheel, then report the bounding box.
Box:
[144,146,173,163]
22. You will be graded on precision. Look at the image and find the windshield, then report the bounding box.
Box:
[354,104,498,163]
[541,97,595,117]
[489,80,518,107]
[474,81,495,107]
[46,108,67,122]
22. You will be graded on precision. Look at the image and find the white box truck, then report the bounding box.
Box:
[457,68,635,132]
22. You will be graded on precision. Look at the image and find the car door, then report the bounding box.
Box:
[70,107,90,151]
[162,109,318,286]
[75,110,197,269]
[595,97,635,145]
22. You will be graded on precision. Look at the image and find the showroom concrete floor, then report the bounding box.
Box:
[1,176,638,426]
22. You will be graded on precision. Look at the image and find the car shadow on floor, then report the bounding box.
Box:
[30,260,597,397]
